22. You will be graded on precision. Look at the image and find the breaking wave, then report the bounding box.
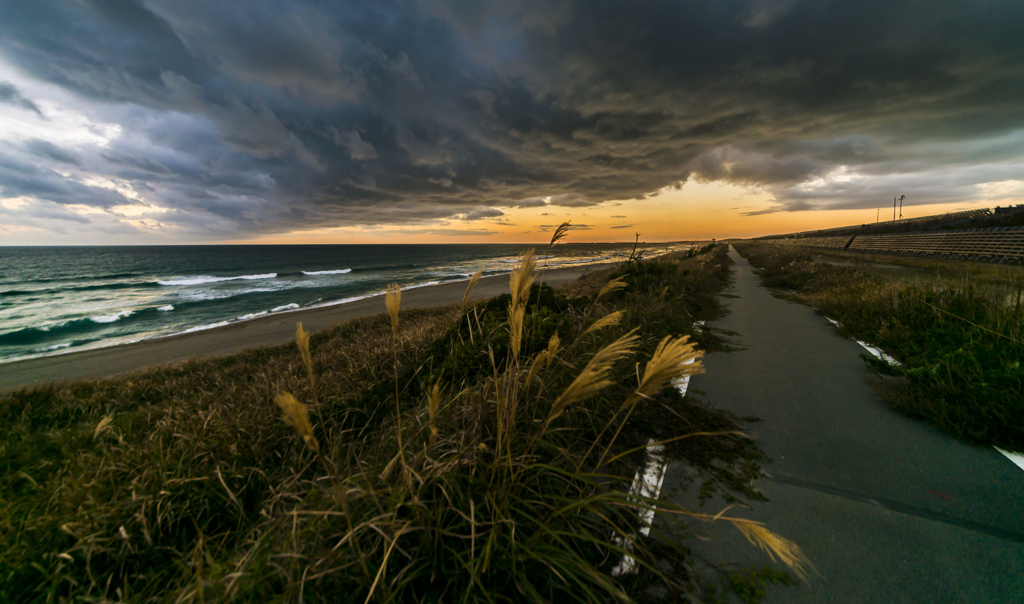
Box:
[302,268,352,275]
[0,309,139,346]
[157,273,277,286]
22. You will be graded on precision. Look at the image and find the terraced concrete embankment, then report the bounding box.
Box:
[664,246,1024,603]
[761,226,1024,264]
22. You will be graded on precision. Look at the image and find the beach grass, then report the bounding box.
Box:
[1,243,807,602]
[733,242,1024,450]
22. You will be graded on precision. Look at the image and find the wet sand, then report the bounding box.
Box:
[0,265,597,393]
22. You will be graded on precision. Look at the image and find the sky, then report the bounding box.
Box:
[0,0,1022,245]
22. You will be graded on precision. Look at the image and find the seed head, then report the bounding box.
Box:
[295,322,314,387]
[547,330,639,426]
[583,310,623,336]
[625,335,703,410]
[275,392,319,453]
[462,270,483,308]
[385,283,401,334]
[596,277,627,300]
[509,250,536,311]
[548,221,571,248]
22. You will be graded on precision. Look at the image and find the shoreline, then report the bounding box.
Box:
[0,264,598,393]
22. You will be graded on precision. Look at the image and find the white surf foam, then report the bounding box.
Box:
[91,310,134,324]
[157,273,277,286]
[178,320,232,334]
[402,280,442,291]
[302,269,352,275]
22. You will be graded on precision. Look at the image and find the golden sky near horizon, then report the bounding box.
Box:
[219,180,1011,245]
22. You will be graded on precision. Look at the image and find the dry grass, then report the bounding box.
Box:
[1,306,461,603]
[1,244,803,602]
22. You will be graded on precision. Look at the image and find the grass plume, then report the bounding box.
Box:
[385,282,401,334]
[731,518,812,581]
[584,310,624,336]
[296,321,315,389]
[508,249,536,359]
[93,413,114,439]
[596,276,628,300]
[627,334,704,408]
[274,391,319,454]
[462,269,483,308]
[547,329,640,427]
[549,221,572,248]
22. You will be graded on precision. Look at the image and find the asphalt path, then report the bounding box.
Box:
[665,246,1024,602]
[0,266,591,393]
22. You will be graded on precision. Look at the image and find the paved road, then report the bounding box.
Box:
[0,267,588,393]
[665,246,1024,602]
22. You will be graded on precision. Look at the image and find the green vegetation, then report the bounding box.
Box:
[700,566,799,604]
[1,242,807,603]
[733,242,1024,450]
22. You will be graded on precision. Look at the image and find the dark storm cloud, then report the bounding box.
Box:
[0,0,1022,239]
[0,81,44,117]
[0,151,129,208]
[458,208,505,221]
[26,140,82,165]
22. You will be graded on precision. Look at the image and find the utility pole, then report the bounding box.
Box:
[876,209,879,224]
[899,195,905,220]
[893,197,897,222]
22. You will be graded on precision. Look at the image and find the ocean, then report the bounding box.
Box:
[0,242,685,364]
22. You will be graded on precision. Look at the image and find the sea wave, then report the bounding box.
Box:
[497,255,553,263]
[145,302,302,344]
[0,309,140,346]
[426,273,474,282]
[175,285,286,303]
[178,320,232,335]
[402,280,441,291]
[549,255,613,266]
[1,281,157,297]
[302,268,352,275]
[157,305,174,311]
[157,273,277,286]
[91,310,135,324]
[11,271,145,286]
[308,292,379,311]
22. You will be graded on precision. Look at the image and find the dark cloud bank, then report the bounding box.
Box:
[0,0,1022,238]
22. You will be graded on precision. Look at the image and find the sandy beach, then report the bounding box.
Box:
[0,265,596,392]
